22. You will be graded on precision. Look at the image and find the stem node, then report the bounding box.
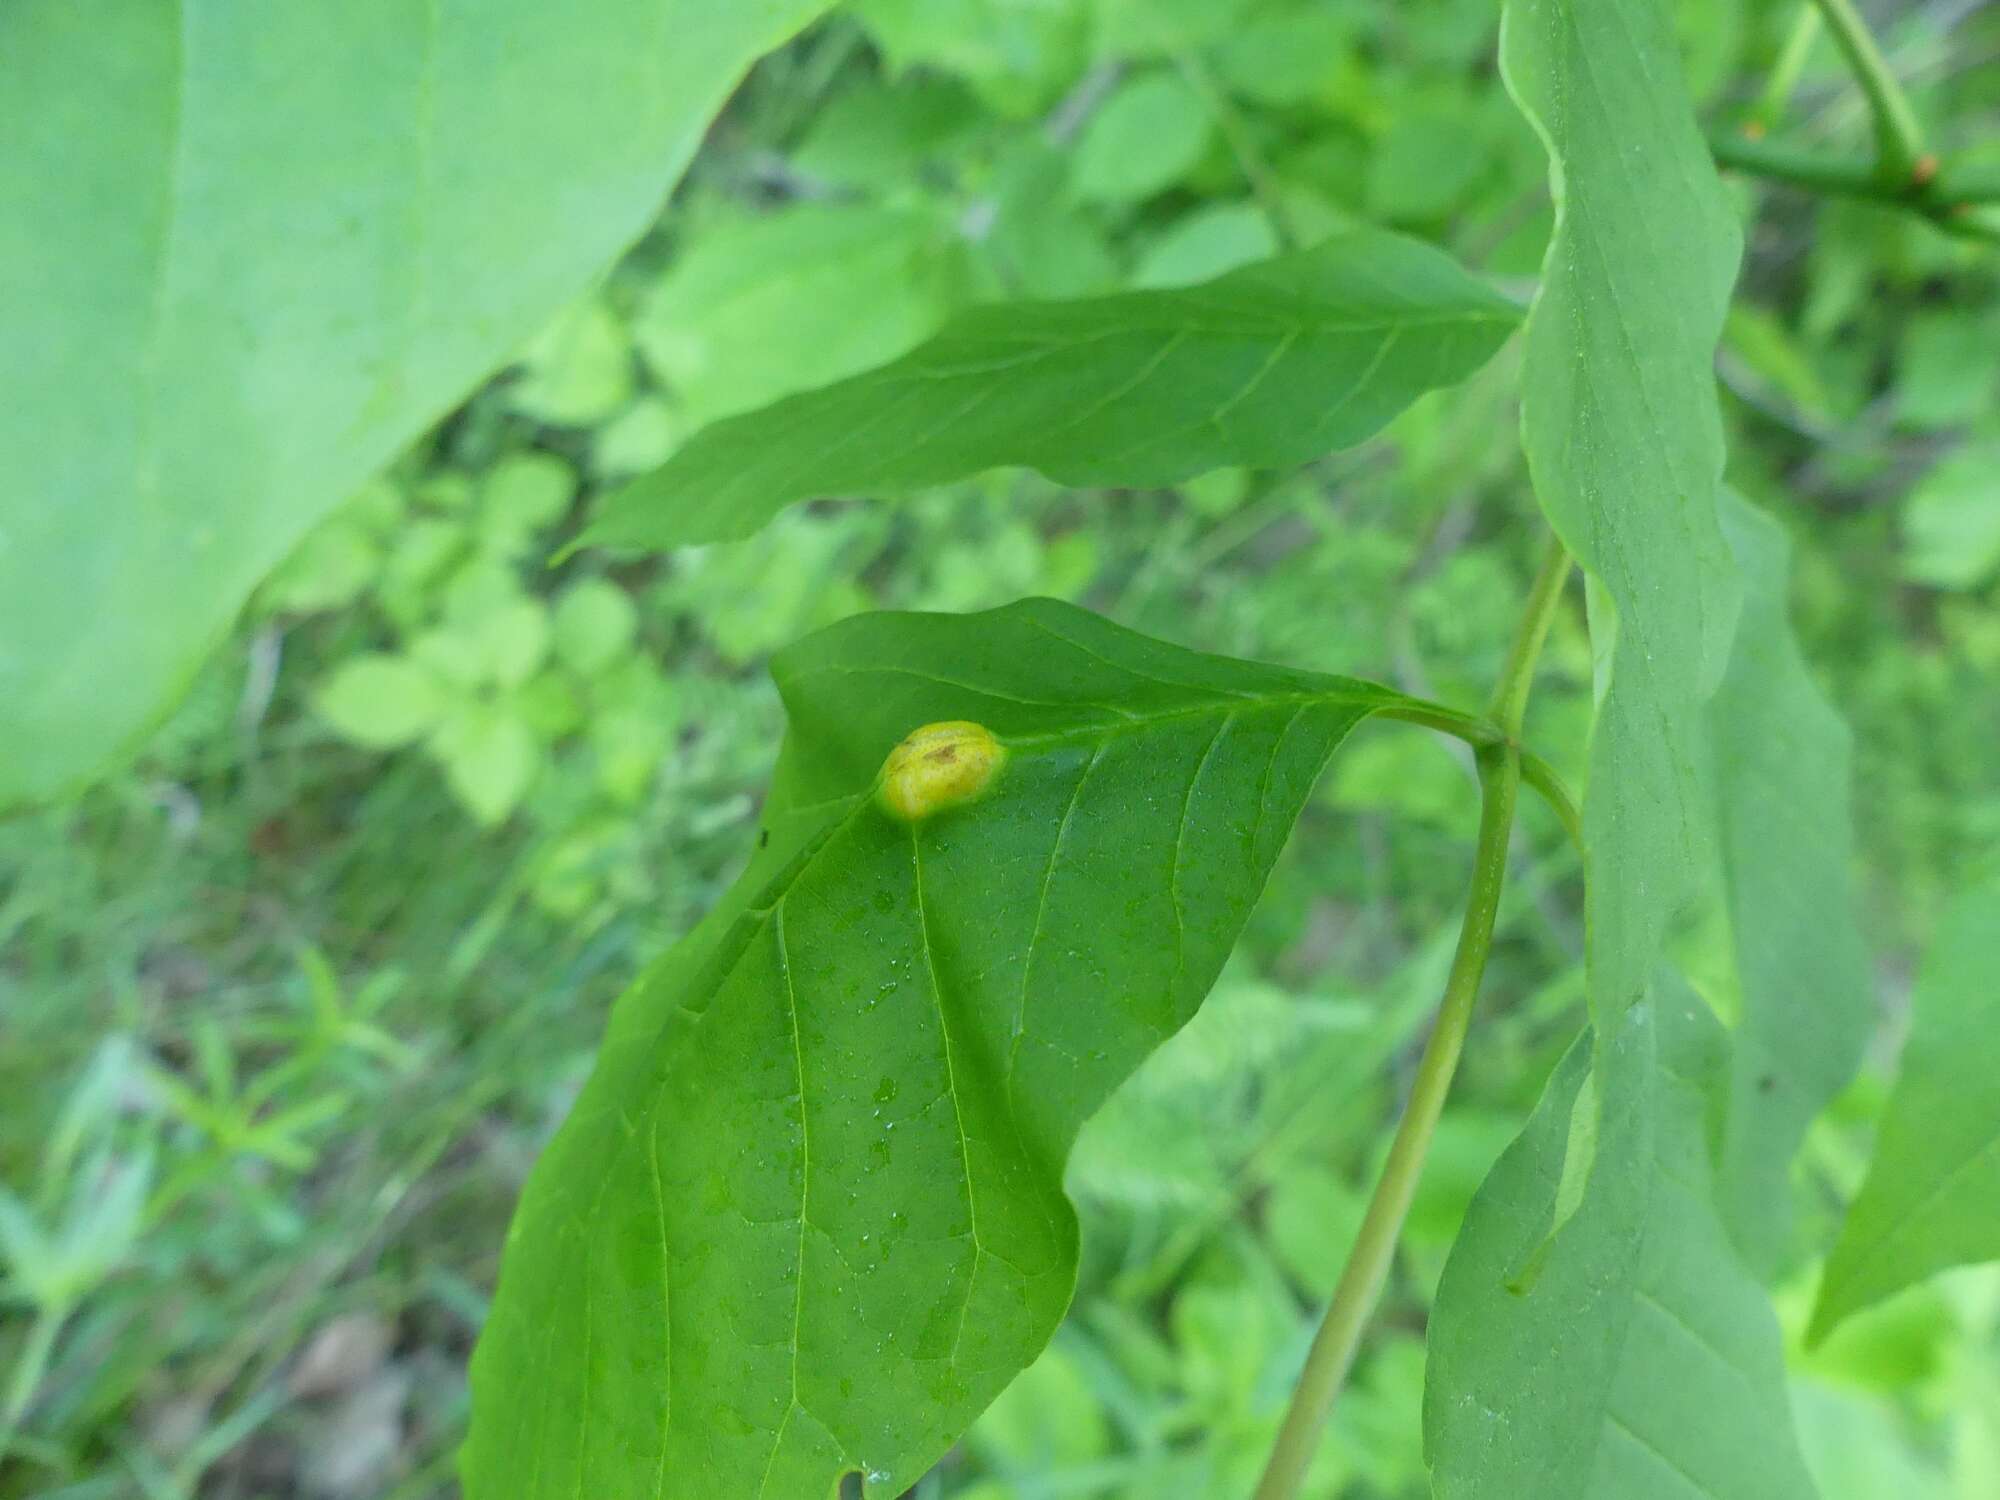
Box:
[1251,538,1572,1500]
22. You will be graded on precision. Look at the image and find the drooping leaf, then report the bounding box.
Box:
[1425,0,1829,1486]
[462,597,1493,1499]
[1424,984,1818,1500]
[1501,0,1744,1025]
[579,230,1520,552]
[0,0,832,810]
[1705,492,1875,1274]
[1812,877,2000,1342]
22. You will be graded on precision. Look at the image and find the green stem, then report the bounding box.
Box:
[1520,753,1582,856]
[1173,52,1300,250]
[1488,536,1573,736]
[1253,542,1571,1500]
[1708,132,2000,245]
[1808,0,1927,183]
[1710,132,1886,201]
[1755,5,1824,130]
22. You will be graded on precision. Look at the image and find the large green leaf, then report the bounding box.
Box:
[1424,1,1830,1489]
[462,597,1490,1499]
[1501,0,1743,1024]
[579,229,1519,551]
[1705,493,1874,1274]
[0,0,830,811]
[1424,983,1818,1500]
[1811,877,2000,1341]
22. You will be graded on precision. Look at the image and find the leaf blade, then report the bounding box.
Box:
[1812,876,2000,1341]
[462,598,1470,1498]
[1706,493,1875,1274]
[1500,0,1744,1027]
[1424,986,1819,1500]
[0,0,831,810]
[579,230,1520,551]
[1424,2,1832,1491]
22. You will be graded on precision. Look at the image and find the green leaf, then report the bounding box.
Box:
[1131,202,1282,290]
[479,452,577,553]
[850,0,1085,117]
[632,203,969,426]
[589,395,684,481]
[1901,442,2000,591]
[432,706,542,826]
[506,296,635,429]
[790,76,982,191]
[1091,0,1250,57]
[0,0,832,811]
[463,597,1487,1499]
[1365,102,1492,224]
[551,579,639,678]
[1500,0,1744,1028]
[1424,985,1818,1500]
[1705,493,1874,1273]
[1896,311,1999,430]
[1069,70,1213,205]
[1793,1381,1953,1500]
[262,514,383,615]
[1811,877,2000,1342]
[1423,2,1833,1486]
[583,231,1520,552]
[965,1338,1112,1476]
[1214,12,1355,107]
[481,598,552,690]
[314,654,448,750]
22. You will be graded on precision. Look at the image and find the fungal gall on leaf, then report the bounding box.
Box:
[876,720,1005,822]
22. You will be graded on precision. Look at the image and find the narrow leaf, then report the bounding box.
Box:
[1812,876,2000,1341]
[1425,2,1827,1486]
[1706,493,1874,1274]
[1424,985,1818,1500]
[579,229,1520,552]
[0,0,831,810]
[463,598,1482,1499]
[1502,0,1744,1023]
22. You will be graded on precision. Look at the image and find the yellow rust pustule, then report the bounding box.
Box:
[876,721,1006,822]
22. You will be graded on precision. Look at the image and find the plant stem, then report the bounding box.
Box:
[1808,0,1927,184]
[1755,4,1824,130]
[1488,535,1573,737]
[1253,541,1571,1500]
[1710,132,1886,201]
[1708,132,2000,245]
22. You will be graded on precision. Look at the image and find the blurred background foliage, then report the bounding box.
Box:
[3,0,1999,1495]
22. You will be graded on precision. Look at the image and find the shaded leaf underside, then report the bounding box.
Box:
[1426,985,1819,1500]
[464,599,1479,1498]
[1499,0,1744,1025]
[1706,493,1874,1275]
[1420,500,1851,1500]
[1425,1,1837,1495]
